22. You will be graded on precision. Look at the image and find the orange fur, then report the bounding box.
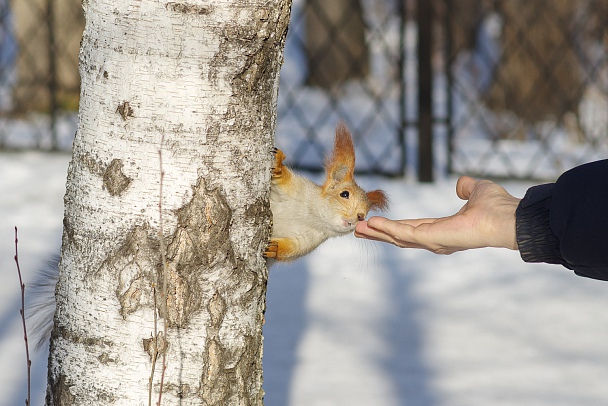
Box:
[367,189,389,211]
[325,122,356,181]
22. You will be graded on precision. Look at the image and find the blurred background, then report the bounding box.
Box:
[2,1,608,405]
[1,0,607,180]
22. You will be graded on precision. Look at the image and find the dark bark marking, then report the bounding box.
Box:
[102,159,132,196]
[46,374,76,406]
[80,152,104,176]
[163,178,235,327]
[201,338,227,404]
[142,332,168,360]
[162,383,191,399]
[208,291,226,326]
[62,216,76,248]
[53,324,115,348]
[116,101,134,120]
[107,178,235,328]
[200,333,263,405]
[166,2,213,15]
[110,224,157,319]
[172,178,235,272]
[97,352,117,365]
[232,5,291,92]
[244,197,272,264]
[199,290,233,403]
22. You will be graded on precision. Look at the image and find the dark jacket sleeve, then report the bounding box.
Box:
[515,159,608,281]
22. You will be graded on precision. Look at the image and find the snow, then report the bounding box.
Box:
[0,151,67,406]
[3,152,608,405]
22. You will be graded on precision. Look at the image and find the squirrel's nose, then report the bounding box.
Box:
[357,213,365,222]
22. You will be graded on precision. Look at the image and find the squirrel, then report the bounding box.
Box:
[264,122,388,262]
[26,122,388,349]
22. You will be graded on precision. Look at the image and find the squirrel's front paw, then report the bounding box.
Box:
[263,240,278,259]
[263,238,302,262]
[271,148,286,179]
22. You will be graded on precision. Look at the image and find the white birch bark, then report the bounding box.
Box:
[47,1,291,404]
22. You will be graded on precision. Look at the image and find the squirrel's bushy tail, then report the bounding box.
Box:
[26,254,59,351]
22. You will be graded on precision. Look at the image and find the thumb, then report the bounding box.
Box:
[455,176,478,200]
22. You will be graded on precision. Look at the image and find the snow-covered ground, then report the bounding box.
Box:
[3,151,608,406]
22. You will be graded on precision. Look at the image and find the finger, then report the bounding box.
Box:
[356,218,428,246]
[357,217,467,252]
[393,218,442,227]
[355,220,402,244]
[362,217,444,240]
[455,176,478,200]
[358,218,444,250]
[365,216,406,234]
[367,216,443,229]
[364,217,419,244]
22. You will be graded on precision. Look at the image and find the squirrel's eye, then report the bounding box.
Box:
[340,191,349,199]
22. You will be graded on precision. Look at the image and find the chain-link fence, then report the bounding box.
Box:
[278,0,608,180]
[275,0,409,176]
[2,0,607,180]
[0,0,82,150]
[437,0,608,179]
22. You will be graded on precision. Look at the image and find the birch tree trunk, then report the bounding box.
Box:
[47,1,291,404]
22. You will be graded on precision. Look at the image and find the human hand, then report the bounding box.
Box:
[354,176,521,254]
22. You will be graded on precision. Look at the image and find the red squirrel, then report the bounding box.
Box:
[264,122,388,262]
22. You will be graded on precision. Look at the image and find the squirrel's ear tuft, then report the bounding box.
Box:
[367,189,389,212]
[325,122,355,183]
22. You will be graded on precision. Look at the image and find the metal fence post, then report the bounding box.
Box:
[417,0,433,182]
[47,0,59,150]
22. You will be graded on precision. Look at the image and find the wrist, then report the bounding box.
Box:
[494,196,520,250]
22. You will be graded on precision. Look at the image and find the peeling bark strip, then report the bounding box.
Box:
[47,0,291,404]
[110,178,234,326]
[164,179,234,327]
[200,292,226,402]
[108,178,233,327]
[109,224,157,318]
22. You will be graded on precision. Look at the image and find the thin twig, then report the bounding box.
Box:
[157,133,169,406]
[14,227,31,406]
[148,281,158,406]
